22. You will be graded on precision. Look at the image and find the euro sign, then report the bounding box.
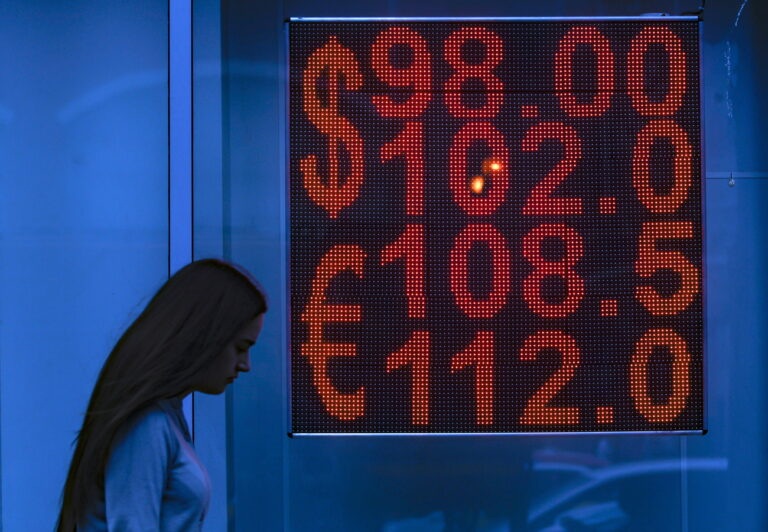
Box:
[300,36,364,219]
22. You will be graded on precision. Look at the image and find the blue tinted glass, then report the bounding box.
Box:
[0,2,168,531]
[193,0,768,531]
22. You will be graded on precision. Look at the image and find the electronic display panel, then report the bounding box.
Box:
[288,18,703,434]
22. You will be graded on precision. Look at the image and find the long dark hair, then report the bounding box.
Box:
[55,258,267,531]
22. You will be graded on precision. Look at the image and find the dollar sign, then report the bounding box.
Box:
[300,36,364,219]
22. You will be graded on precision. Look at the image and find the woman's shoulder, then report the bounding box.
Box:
[102,400,185,494]
[111,400,180,451]
[126,400,174,426]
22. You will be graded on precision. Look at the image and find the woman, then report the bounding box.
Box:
[55,258,268,531]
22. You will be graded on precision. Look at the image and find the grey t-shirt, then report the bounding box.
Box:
[78,397,211,531]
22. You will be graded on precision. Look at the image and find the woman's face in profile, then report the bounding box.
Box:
[195,313,264,395]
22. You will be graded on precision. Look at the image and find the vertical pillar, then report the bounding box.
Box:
[168,0,194,431]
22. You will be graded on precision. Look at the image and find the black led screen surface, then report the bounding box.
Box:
[288,19,703,434]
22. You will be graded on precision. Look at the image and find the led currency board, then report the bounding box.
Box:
[288,18,703,434]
